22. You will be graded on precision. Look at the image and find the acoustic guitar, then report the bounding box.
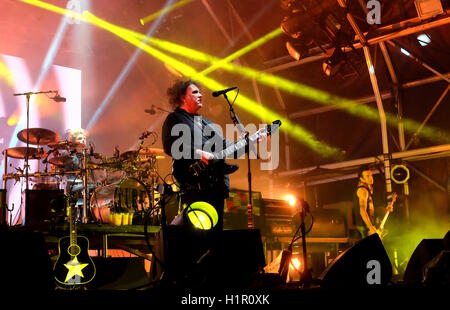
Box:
[54,202,95,287]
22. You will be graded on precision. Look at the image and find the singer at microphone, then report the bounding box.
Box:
[161,79,240,235]
[212,86,238,97]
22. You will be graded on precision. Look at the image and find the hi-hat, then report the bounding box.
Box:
[17,128,58,145]
[120,148,165,161]
[48,140,83,150]
[48,155,74,167]
[3,147,44,159]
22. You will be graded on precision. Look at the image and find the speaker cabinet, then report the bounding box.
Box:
[319,234,392,287]
[0,231,54,291]
[90,257,149,289]
[154,227,266,288]
[25,189,65,226]
[403,238,444,286]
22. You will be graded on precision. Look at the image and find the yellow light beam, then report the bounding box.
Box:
[124,31,450,144]
[195,28,283,78]
[82,11,342,158]
[139,0,194,26]
[22,0,450,147]
[0,61,15,86]
[20,1,343,158]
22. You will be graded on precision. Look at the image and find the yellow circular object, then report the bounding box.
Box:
[186,201,218,230]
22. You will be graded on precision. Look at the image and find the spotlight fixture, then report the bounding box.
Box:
[171,201,218,230]
[391,164,410,184]
[322,47,345,77]
[285,41,309,61]
[417,33,431,46]
[414,0,444,20]
[281,11,316,42]
[284,194,298,207]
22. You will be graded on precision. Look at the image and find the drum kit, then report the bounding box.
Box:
[2,127,166,225]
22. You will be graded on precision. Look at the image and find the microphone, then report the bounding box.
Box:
[139,130,151,140]
[52,93,66,102]
[212,86,238,97]
[144,105,156,114]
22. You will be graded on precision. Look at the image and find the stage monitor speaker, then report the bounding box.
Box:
[0,189,6,225]
[155,227,266,288]
[319,233,392,287]
[0,231,54,291]
[90,257,149,289]
[203,229,266,287]
[25,189,65,226]
[403,238,445,286]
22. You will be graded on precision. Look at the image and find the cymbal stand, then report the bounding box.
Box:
[13,90,57,225]
[82,148,89,223]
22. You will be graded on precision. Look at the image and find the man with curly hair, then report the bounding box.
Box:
[162,79,238,231]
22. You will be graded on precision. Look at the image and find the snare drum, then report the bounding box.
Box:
[90,178,151,223]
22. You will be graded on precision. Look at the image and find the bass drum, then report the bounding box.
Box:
[90,178,151,223]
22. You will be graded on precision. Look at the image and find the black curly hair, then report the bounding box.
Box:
[166,79,200,108]
[358,164,371,178]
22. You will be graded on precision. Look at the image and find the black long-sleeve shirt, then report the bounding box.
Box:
[162,107,229,195]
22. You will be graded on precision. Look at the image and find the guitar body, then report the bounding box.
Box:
[174,158,226,190]
[173,120,282,190]
[54,235,96,286]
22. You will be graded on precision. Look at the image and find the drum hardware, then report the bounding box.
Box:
[90,177,152,225]
[48,155,76,167]
[3,146,45,159]
[17,128,58,146]
[12,91,61,199]
[47,140,83,150]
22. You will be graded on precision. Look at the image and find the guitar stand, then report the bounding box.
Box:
[279,199,312,288]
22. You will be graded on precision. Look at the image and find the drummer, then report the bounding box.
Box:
[64,128,87,193]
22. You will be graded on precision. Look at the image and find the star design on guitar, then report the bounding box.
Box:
[64,256,89,283]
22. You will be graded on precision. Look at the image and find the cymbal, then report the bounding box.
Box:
[3,147,44,159]
[17,128,58,145]
[48,155,74,167]
[120,148,165,161]
[48,140,83,150]
[140,147,164,156]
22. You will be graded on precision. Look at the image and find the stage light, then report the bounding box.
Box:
[287,254,303,282]
[284,194,297,207]
[322,47,345,77]
[417,33,431,46]
[281,11,315,41]
[285,41,309,61]
[391,164,410,184]
[172,201,218,230]
[290,256,301,271]
[414,0,444,20]
[400,48,411,57]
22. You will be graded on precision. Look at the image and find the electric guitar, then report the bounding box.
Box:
[376,192,397,239]
[175,120,281,187]
[54,202,96,287]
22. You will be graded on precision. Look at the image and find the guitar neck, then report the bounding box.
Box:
[379,209,390,231]
[216,135,256,159]
[69,204,77,246]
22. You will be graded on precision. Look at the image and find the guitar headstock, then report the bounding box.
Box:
[268,120,281,134]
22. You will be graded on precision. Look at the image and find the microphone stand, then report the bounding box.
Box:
[13,90,57,225]
[222,93,255,228]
